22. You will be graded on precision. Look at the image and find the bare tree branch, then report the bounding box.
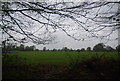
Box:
[1,1,120,44]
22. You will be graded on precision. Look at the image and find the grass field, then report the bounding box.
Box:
[9,51,119,65]
[3,51,119,80]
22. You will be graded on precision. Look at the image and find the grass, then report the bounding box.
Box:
[9,51,119,65]
[3,51,119,80]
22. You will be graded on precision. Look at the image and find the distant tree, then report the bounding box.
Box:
[46,49,49,51]
[93,43,106,52]
[62,47,69,51]
[70,48,73,51]
[58,49,61,51]
[81,48,85,51]
[29,45,35,51]
[116,45,120,52]
[43,47,46,51]
[35,49,39,51]
[2,40,17,54]
[24,46,30,51]
[76,49,81,52]
[53,48,57,51]
[105,46,115,52]
[18,44,25,51]
[86,47,91,51]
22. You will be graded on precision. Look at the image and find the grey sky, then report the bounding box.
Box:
[1,1,119,50]
[26,2,118,50]
[25,28,118,50]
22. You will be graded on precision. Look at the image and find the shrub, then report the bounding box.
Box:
[3,54,26,66]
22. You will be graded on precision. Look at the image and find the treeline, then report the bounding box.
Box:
[42,43,119,52]
[2,43,39,54]
[2,42,119,53]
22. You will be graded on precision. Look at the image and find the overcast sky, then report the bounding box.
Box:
[1,1,119,50]
[25,28,118,50]
[25,1,118,50]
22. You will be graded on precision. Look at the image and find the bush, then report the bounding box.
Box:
[64,56,120,80]
[3,54,26,66]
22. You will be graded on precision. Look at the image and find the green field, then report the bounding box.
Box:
[10,51,119,65]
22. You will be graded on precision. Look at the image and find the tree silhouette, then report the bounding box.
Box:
[81,48,85,51]
[105,45,115,51]
[93,43,106,52]
[1,1,120,44]
[86,47,91,51]
[43,47,46,51]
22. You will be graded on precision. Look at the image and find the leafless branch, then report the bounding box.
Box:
[1,1,120,44]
